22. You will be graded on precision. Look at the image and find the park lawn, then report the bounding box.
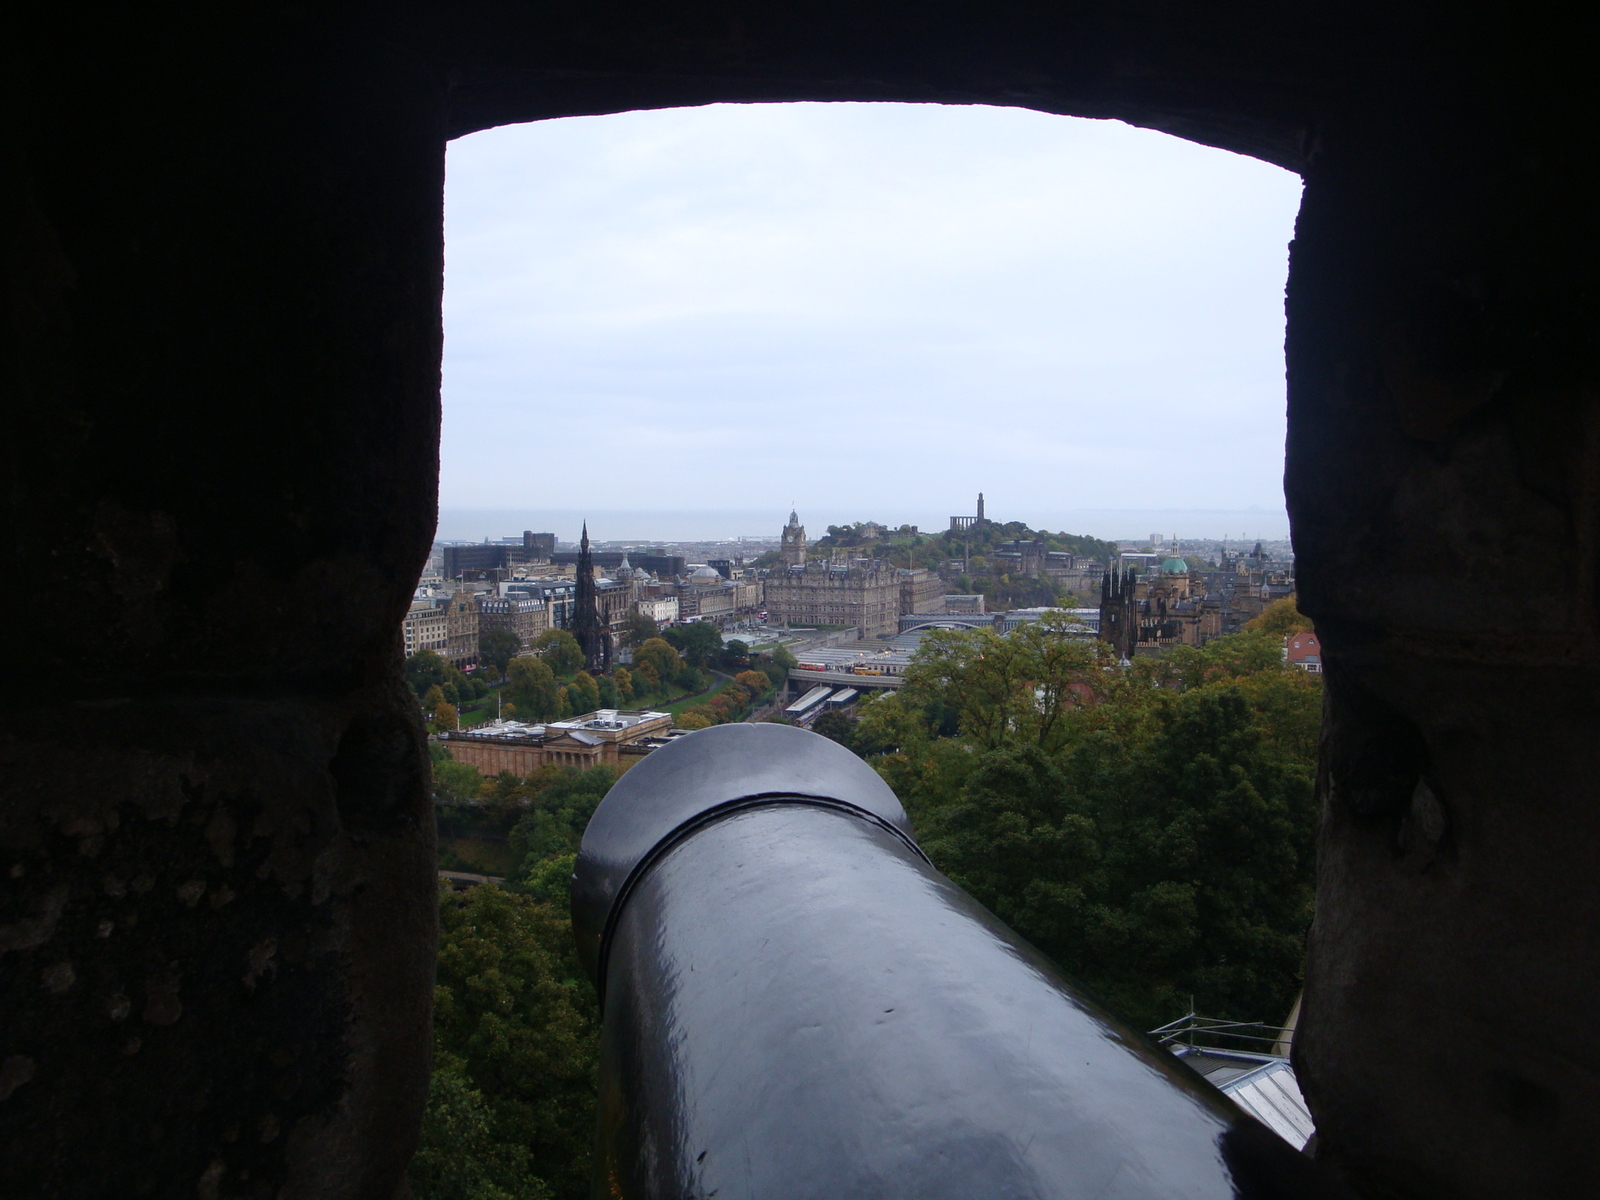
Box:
[457,695,500,727]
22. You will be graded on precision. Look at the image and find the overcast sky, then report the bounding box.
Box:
[441,103,1303,541]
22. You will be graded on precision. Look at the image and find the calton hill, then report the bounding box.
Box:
[399,584,1321,1200]
[751,518,1119,609]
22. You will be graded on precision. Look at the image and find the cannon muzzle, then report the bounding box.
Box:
[574,723,1324,1199]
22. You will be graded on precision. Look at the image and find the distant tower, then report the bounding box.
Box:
[781,508,807,567]
[572,522,610,674]
[976,492,985,523]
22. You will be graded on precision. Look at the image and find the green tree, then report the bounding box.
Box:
[722,639,750,668]
[531,629,584,676]
[432,754,484,806]
[893,619,1110,753]
[664,621,722,669]
[753,644,796,691]
[427,885,599,1200]
[854,622,1320,1031]
[479,627,522,680]
[619,611,659,649]
[632,638,683,690]
[507,766,616,875]
[596,675,619,709]
[507,657,559,721]
[811,709,857,749]
[407,649,452,697]
[411,1054,549,1200]
[567,671,600,715]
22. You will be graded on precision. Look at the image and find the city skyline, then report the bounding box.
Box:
[433,504,1292,547]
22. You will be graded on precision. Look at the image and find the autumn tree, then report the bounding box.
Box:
[612,667,634,702]
[631,638,683,691]
[734,670,772,699]
[1245,596,1314,637]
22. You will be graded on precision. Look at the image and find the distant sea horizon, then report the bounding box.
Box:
[435,506,1291,546]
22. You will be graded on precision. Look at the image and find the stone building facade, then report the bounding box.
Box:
[899,568,945,615]
[438,709,673,773]
[636,595,679,624]
[764,511,944,638]
[475,593,550,648]
[444,586,482,667]
[401,599,449,657]
[1099,557,1240,657]
[766,557,904,638]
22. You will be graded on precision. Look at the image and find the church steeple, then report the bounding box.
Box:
[572,521,608,674]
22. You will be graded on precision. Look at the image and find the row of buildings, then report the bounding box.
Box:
[416,510,970,668]
[765,509,946,638]
[414,512,1294,675]
[1098,544,1295,657]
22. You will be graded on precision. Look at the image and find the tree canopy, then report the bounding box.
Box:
[630,638,683,689]
[478,627,522,679]
[530,629,583,676]
[1244,596,1314,637]
[417,884,599,1200]
[855,621,1321,1031]
[507,657,559,721]
[618,611,659,649]
[663,620,722,668]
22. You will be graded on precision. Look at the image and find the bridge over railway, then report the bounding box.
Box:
[897,614,998,635]
[787,668,904,691]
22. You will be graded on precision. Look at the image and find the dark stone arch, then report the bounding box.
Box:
[4,2,1597,1196]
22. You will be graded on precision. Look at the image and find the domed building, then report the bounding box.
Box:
[1161,555,1193,599]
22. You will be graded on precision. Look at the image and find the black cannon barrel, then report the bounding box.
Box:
[574,724,1325,1200]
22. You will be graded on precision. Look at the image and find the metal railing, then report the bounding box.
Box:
[1150,1011,1296,1058]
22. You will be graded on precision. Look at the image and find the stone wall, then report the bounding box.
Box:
[7,1,1600,1194]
